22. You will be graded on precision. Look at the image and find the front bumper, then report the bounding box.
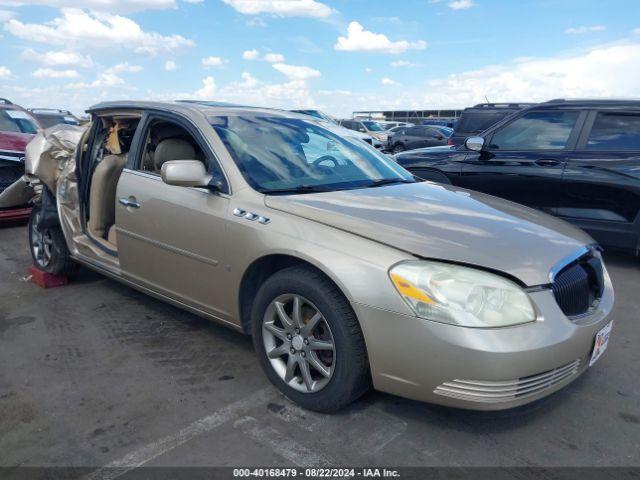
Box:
[353,272,614,410]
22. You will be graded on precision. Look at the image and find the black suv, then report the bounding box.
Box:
[395,99,640,253]
[449,103,533,146]
[388,125,449,153]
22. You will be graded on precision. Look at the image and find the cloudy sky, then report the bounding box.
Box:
[0,0,639,116]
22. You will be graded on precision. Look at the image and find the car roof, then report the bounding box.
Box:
[541,98,640,108]
[87,100,306,119]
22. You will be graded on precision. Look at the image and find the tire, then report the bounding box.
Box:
[28,204,76,275]
[251,266,370,412]
[392,144,405,154]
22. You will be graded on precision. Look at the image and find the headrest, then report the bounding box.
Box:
[154,138,196,170]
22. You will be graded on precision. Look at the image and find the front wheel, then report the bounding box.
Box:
[392,144,405,154]
[28,205,75,275]
[251,266,370,412]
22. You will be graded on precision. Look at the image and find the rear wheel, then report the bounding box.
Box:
[28,205,75,275]
[392,144,405,154]
[251,266,370,412]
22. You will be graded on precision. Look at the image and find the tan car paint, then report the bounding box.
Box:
[29,101,614,410]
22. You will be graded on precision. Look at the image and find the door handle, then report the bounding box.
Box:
[119,197,140,209]
[535,158,561,167]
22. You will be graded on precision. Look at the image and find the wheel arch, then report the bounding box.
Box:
[408,167,452,184]
[238,253,354,335]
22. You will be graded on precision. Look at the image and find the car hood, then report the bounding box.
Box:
[265,182,593,286]
[0,131,34,153]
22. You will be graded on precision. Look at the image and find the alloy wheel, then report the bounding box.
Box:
[262,294,336,393]
[30,212,53,268]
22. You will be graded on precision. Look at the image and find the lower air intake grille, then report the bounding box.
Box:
[552,252,604,318]
[434,359,581,403]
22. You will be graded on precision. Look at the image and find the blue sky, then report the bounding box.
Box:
[1,0,639,116]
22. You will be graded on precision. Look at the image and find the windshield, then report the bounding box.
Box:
[0,109,39,134]
[211,115,413,194]
[454,111,513,135]
[362,121,384,132]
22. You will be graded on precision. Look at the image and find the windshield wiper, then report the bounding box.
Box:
[365,178,414,188]
[260,185,336,195]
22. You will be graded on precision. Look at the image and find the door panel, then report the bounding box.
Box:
[559,110,640,250]
[457,110,584,215]
[115,170,232,319]
[457,151,566,214]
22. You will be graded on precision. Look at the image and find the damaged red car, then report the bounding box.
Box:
[0,98,42,222]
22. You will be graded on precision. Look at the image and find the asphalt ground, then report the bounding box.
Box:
[1,223,639,476]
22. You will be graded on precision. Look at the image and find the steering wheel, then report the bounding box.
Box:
[312,155,338,168]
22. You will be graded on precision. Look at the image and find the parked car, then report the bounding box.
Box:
[388,125,450,153]
[395,99,640,253]
[290,109,382,149]
[339,119,389,145]
[0,98,41,219]
[449,103,533,146]
[28,108,81,129]
[421,118,457,129]
[25,101,613,412]
[377,121,412,130]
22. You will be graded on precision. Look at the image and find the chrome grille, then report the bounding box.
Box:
[434,359,581,403]
[552,252,604,318]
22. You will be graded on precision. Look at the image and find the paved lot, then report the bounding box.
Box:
[1,223,639,471]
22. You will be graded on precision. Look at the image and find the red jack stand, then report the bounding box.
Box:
[27,265,68,289]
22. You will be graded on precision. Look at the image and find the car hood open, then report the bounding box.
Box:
[265,182,593,286]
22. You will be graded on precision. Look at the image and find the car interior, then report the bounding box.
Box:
[85,117,206,254]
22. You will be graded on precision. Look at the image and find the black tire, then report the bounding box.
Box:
[392,144,405,154]
[251,266,371,412]
[28,204,76,275]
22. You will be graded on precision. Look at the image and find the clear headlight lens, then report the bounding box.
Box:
[390,261,536,328]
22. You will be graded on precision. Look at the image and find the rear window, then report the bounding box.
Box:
[586,112,640,151]
[454,111,513,134]
[0,109,38,134]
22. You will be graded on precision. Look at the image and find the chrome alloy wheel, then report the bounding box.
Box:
[30,211,53,268]
[262,294,336,393]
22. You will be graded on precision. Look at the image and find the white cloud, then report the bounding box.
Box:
[334,22,427,54]
[448,0,476,10]
[32,67,79,78]
[0,9,15,21]
[194,76,216,99]
[565,25,606,34]
[391,60,417,67]
[0,65,11,77]
[421,42,640,107]
[108,62,142,73]
[242,49,259,60]
[221,0,332,18]
[21,48,93,68]
[239,71,260,88]
[272,62,320,80]
[262,52,285,63]
[202,56,228,67]
[165,60,177,71]
[634,28,640,35]
[242,49,285,62]
[381,77,397,86]
[365,67,373,73]
[4,8,195,55]
[0,0,175,14]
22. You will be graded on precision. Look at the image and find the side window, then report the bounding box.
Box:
[586,112,640,151]
[356,122,367,133]
[489,111,579,150]
[138,118,227,191]
[406,126,421,136]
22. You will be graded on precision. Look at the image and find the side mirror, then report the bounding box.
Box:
[465,136,485,152]
[161,160,212,188]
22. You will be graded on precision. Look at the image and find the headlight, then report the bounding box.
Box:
[390,261,536,328]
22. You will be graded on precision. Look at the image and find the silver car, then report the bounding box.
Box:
[25,102,614,412]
